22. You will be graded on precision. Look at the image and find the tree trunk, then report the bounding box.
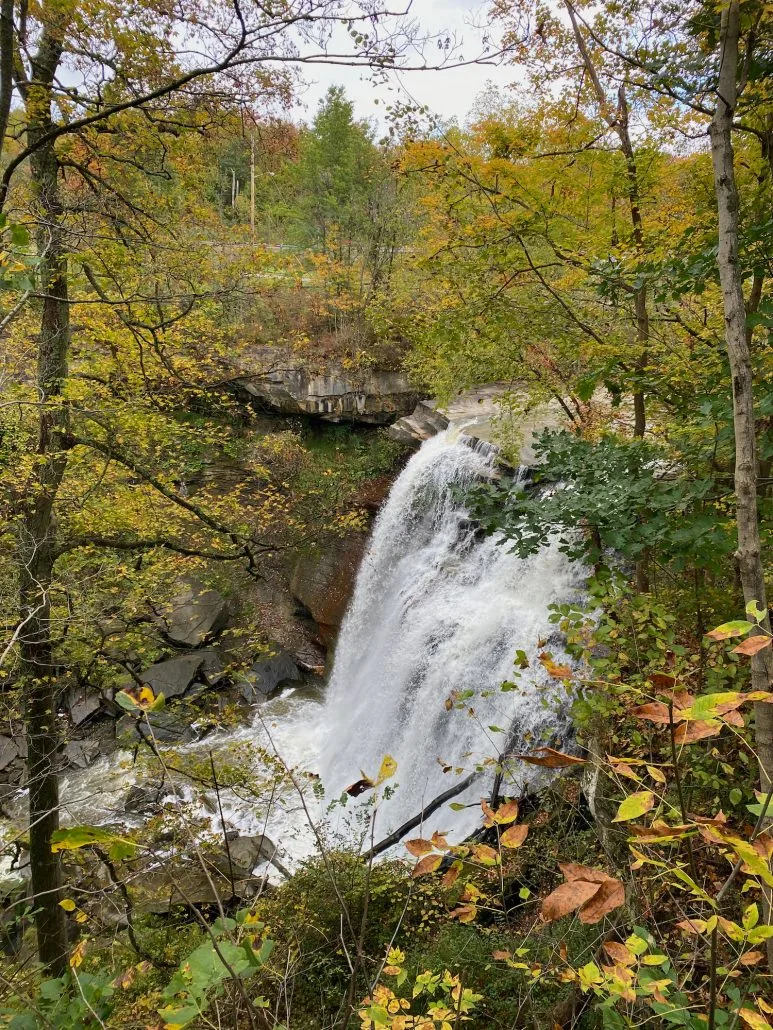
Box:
[709,0,773,968]
[18,27,71,975]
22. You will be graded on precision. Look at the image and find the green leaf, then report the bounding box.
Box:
[115,690,140,711]
[729,788,743,806]
[746,600,767,623]
[50,826,115,852]
[706,620,755,641]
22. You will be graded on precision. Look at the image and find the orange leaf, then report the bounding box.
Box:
[673,720,722,744]
[649,672,676,689]
[493,800,519,824]
[603,941,635,966]
[441,862,461,887]
[472,843,499,866]
[541,880,599,922]
[633,703,673,724]
[430,830,449,850]
[412,854,443,877]
[739,950,765,966]
[732,635,772,656]
[559,862,612,884]
[405,838,434,857]
[500,824,529,849]
[578,877,625,924]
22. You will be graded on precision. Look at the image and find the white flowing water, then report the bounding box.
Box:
[314,429,582,845]
[25,428,583,872]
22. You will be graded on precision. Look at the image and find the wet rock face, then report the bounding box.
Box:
[290,533,368,647]
[236,360,422,424]
[233,647,302,704]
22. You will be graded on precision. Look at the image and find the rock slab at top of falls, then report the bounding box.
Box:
[234,346,423,424]
[389,385,567,465]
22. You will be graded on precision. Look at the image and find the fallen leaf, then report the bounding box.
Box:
[647,765,666,784]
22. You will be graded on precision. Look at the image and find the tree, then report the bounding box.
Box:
[0,0,436,975]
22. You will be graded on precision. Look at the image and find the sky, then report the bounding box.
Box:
[292,0,521,128]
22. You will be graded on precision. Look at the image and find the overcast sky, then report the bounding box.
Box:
[292,0,521,128]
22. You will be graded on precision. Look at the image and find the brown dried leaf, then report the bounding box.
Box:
[412,853,443,877]
[541,880,600,922]
[673,720,722,744]
[559,862,612,884]
[441,862,461,888]
[346,777,374,797]
[603,941,635,966]
[500,824,529,849]
[514,747,587,768]
[405,838,434,857]
[633,702,673,724]
[739,950,765,966]
[578,877,625,924]
[732,635,772,657]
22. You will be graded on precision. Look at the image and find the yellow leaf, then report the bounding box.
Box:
[59,898,76,912]
[647,765,666,784]
[376,755,397,784]
[612,791,655,823]
[738,1008,772,1030]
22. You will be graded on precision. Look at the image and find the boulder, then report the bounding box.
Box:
[165,578,229,648]
[62,739,100,770]
[199,649,227,686]
[291,533,368,646]
[139,653,205,700]
[214,834,278,879]
[235,646,302,703]
[236,356,422,425]
[0,737,18,773]
[388,400,449,446]
[123,782,176,815]
[66,685,102,727]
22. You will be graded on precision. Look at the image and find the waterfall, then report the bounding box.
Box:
[50,429,583,861]
[317,429,583,845]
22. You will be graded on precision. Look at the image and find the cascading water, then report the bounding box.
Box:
[48,427,583,865]
[316,428,583,844]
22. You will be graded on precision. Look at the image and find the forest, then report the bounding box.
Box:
[0,0,772,1028]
